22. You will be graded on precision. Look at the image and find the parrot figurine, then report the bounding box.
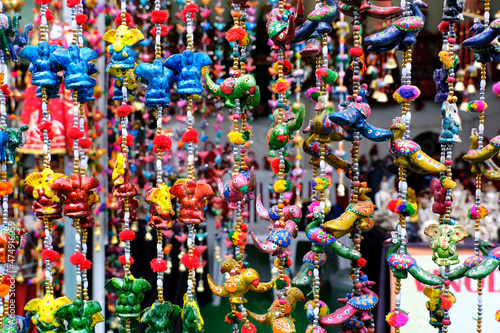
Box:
[218,167,256,209]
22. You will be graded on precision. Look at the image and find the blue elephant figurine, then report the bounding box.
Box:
[364,0,427,54]
[19,41,63,99]
[329,86,393,142]
[134,58,176,108]
[433,67,449,104]
[462,18,500,64]
[439,101,461,144]
[0,13,32,62]
[165,50,212,97]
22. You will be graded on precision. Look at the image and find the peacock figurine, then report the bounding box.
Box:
[388,117,447,174]
[462,18,500,63]
[339,0,402,22]
[463,133,500,164]
[448,235,494,281]
[465,128,500,180]
[364,0,428,54]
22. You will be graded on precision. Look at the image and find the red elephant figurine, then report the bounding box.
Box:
[170,179,214,225]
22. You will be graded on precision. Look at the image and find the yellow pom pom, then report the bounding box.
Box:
[228,132,245,145]
[274,180,288,193]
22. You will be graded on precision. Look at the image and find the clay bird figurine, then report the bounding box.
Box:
[303,103,351,170]
[385,231,443,285]
[218,167,256,209]
[364,0,428,54]
[205,69,259,109]
[323,186,375,238]
[463,134,500,163]
[267,0,304,49]
[165,50,212,97]
[465,244,500,279]
[293,0,338,43]
[339,0,402,22]
[246,287,305,333]
[329,86,393,142]
[448,236,493,281]
[181,294,204,333]
[134,58,176,108]
[320,280,378,327]
[207,259,275,304]
[388,117,447,174]
[462,18,500,63]
[465,128,500,180]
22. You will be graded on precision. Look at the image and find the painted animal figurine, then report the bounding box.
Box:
[207,259,275,304]
[19,41,63,99]
[141,300,182,333]
[462,18,500,63]
[320,280,378,327]
[385,231,443,285]
[293,0,338,43]
[112,153,139,224]
[302,103,351,170]
[466,128,500,180]
[0,224,27,263]
[145,184,176,228]
[105,274,152,318]
[181,294,204,333]
[448,236,494,280]
[134,58,176,108]
[388,117,447,174]
[463,134,500,163]
[103,24,144,72]
[218,167,256,209]
[54,299,104,333]
[323,186,375,238]
[305,300,329,333]
[0,13,32,62]
[433,67,449,103]
[442,0,465,21]
[293,250,327,288]
[170,178,214,225]
[246,287,305,333]
[112,70,137,101]
[267,104,304,157]
[465,244,500,279]
[364,0,428,54]
[329,86,393,142]
[424,223,468,266]
[52,173,100,228]
[339,0,402,22]
[1,315,32,333]
[165,50,212,97]
[24,168,67,220]
[24,294,72,333]
[423,286,456,328]
[431,177,452,215]
[439,101,461,144]
[205,70,258,108]
[267,0,304,49]
[6,125,28,164]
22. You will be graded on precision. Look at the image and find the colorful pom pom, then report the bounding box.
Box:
[116,105,133,117]
[493,82,500,96]
[78,139,92,149]
[386,309,409,328]
[66,0,80,7]
[151,10,169,24]
[438,21,450,32]
[466,100,488,113]
[75,13,88,25]
[0,182,13,196]
[118,134,134,146]
[272,79,290,93]
[150,25,170,37]
[80,260,92,270]
[356,258,367,267]
[119,230,136,242]
[182,3,199,23]
[272,60,293,75]
[181,129,199,143]
[468,205,489,220]
[438,51,459,69]
[41,249,60,263]
[181,253,200,269]
[226,26,247,42]
[0,284,9,298]
[69,252,86,266]
[312,176,331,192]
[35,0,52,4]
[38,121,53,133]
[274,179,291,193]
[45,9,54,22]
[393,85,421,103]
[241,323,257,333]
[228,132,246,145]
[349,47,364,58]
[316,68,338,85]
[150,258,169,272]
[225,312,243,324]
[115,13,134,27]
[305,88,321,102]
[152,134,172,151]
[68,127,84,140]
[440,294,454,310]
[118,255,134,266]
[495,309,500,322]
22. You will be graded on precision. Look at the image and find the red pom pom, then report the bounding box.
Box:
[150,258,169,272]
[118,134,134,146]
[115,13,133,27]
[270,158,281,175]
[440,294,454,310]
[66,0,80,7]
[119,230,136,242]
[116,105,133,118]
[80,259,92,270]
[181,129,199,143]
[356,258,367,267]
[242,323,257,333]
[226,27,246,42]
[38,121,53,133]
[69,252,86,266]
[272,80,290,93]
[68,127,84,140]
[47,131,54,140]
[41,249,60,263]
[118,255,135,266]
[151,10,169,24]
[78,139,92,149]
[349,47,364,58]
[181,253,200,269]
[438,21,450,32]
[35,0,52,4]
[75,13,88,25]
[150,25,170,37]
[182,3,199,23]
[153,134,172,151]
[192,247,201,257]
[387,199,399,213]
[46,9,54,22]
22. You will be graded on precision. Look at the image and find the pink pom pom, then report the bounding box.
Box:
[493,82,500,96]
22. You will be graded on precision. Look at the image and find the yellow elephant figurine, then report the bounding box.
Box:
[25,293,72,333]
[103,25,144,72]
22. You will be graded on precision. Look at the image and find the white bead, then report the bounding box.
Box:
[121,2,126,10]
[2,202,7,210]
[188,154,194,163]
[275,311,280,318]
[79,118,84,127]
[319,160,325,170]
[440,156,445,164]
[124,212,130,220]
[156,160,162,169]
[1,164,5,172]
[314,307,319,315]
[406,112,411,121]
[476,189,482,197]
[45,270,52,280]
[187,237,193,247]
[485,12,490,22]
[122,86,127,96]
[82,243,87,251]
[156,35,161,44]
[75,233,80,242]
[478,124,484,133]
[157,244,162,252]
[84,280,88,289]
[401,228,406,239]
[396,293,401,302]
[187,279,193,288]
[157,118,162,127]
[480,80,486,89]
[77,275,81,283]
[478,294,482,303]
[322,46,328,56]
[475,231,480,240]
[125,252,130,261]
[313,268,319,277]
[187,26,193,35]
[41,16,47,26]
[319,202,325,211]
[157,279,163,288]
[72,20,77,30]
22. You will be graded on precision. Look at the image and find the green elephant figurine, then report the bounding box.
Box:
[204,70,259,109]
[181,294,204,333]
[54,299,104,333]
[105,274,152,319]
[6,124,28,164]
[424,224,468,266]
[266,103,305,157]
[142,300,182,333]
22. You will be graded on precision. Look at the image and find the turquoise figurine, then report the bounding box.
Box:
[165,50,212,97]
[439,101,461,144]
[364,0,427,54]
[134,58,176,108]
[6,125,28,165]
